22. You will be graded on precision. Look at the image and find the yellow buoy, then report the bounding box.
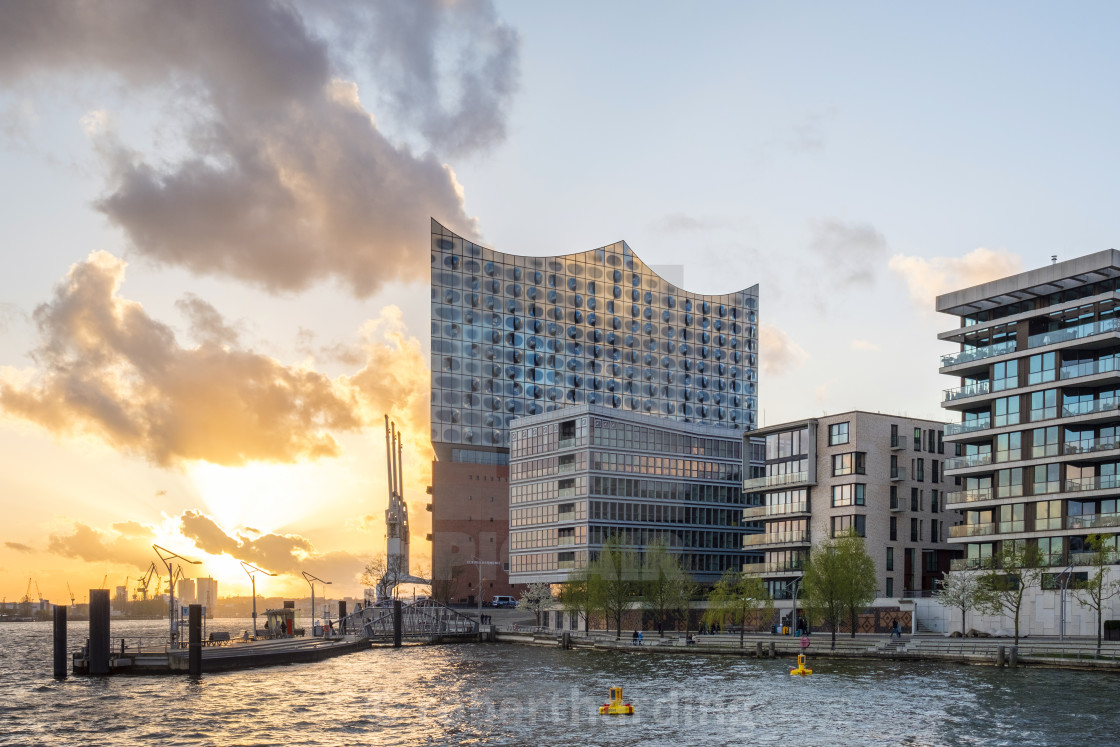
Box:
[598,686,635,715]
[790,653,813,676]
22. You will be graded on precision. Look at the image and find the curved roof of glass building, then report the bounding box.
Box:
[430,218,758,451]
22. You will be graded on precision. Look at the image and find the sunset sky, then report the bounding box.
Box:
[2,1,1119,603]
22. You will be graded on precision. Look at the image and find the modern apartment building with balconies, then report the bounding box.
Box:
[744,411,959,609]
[938,250,1120,578]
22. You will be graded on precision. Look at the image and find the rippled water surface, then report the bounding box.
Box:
[2,619,1118,745]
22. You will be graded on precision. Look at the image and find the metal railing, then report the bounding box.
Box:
[950,523,998,538]
[890,434,907,449]
[944,487,994,505]
[1064,475,1120,493]
[743,530,811,547]
[744,560,805,574]
[890,466,908,481]
[1066,512,1120,530]
[1061,357,1120,380]
[743,471,809,491]
[742,502,809,519]
[945,417,992,436]
[941,340,1017,368]
[1062,437,1119,456]
[1028,317,1120,349]
[943,380,991,402]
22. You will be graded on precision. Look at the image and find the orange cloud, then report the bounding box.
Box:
[889,248,1023,310]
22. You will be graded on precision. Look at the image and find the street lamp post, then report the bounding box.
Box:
[153,544,201,645]
[302,571,332,635]
[241,561,276,640]
[468,559,501,624]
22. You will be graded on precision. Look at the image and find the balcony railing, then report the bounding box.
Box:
[742,502,809,519]
[950,557,986,571]
[950,522,998,538]
[1066,512,1120,531]
[1035,516,1062,531]
[944,453,993,470]
[743,471,809,491]
[1060,398,1120,419]
[1064,475,1120,493]
[890,466,907,481]
[944,417,992,437]
[890,495,903,511]
[1027,317,1120,349]
[1061,357,1120,381]
[941,340,1017,368]
[1061,437,1119,456]
[944,487,994,505]
[943,380,992,402]
[744,560,805,574]
[743,530,811,547]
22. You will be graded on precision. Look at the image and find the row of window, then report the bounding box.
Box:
[510,526,588,550]
[589,500,745,528]
[591,451,741,481]
[587,525,744,550]
[590,418,742,458]
[511,501,586,527]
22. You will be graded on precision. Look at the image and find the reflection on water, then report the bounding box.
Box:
[1,619,1118,745]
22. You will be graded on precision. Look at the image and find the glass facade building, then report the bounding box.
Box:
[429,218,759,601]
[430,219,759,456]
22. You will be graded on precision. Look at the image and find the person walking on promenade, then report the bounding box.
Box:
[632,630,638,645]
[890,619,902,639]
[638,630,643,645]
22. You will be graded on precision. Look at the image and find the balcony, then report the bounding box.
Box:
[944,417,992,437]
[742,502,809,520]
[1027,317,1120,349]
[941,340,1017,369]
[1060,398,1120,419]
[943,380,991,403]
[745,560,805,574]
[743,530,811,547]
[950,557,985,571]
[944,453,993,470]
[944,488,994,506]
[1066,512,1120,531]
[1061,357,1120,380]
[950,522,998,538]
[1064,475,1120,493]
[890,466,907,481]
[1035,516,1062,531]
[1061,437,1119,456]
[889,495,903,511]
[890,434,907,449]
[743,471,809,491]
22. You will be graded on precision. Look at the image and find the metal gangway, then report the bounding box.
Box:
[338,599,478,642]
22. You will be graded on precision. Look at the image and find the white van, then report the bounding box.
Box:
[490,595,516,608]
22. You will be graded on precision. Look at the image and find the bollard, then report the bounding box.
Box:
[769,641,776,658]
[393,600,402,648]
[1009,645,1018,668]
[756,641,764,658]
[89,589,110,676]
[188,604,202,677]
[562,631,571,650]
[53,605,67,680]
[997,645,1005,667]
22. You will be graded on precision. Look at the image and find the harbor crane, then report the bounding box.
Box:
[22,578,32,604]
[35,581,43,606]
[67,582,75,607]
[134,563,157,600]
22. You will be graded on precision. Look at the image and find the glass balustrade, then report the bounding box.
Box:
[941,340,1017,368]
[1028,317,1120,349]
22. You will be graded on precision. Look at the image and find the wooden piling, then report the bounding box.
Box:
[1009,645,1018,668]
[756,641,763,658]
[393,600,402,648]
[53,605,67,680]
[769,641,776,658]
[997,645,1006,667]
[188,604,202,676]
[89,589,110,676]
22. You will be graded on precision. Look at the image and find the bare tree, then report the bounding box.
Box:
[935,570,982,636]
[560,564,592,633]
[977,542,1042,646]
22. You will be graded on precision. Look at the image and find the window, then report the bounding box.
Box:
[832,483,866,507]
[930,520,939,543]
[932,460,940,483]
[831,514,866,537]
[890,485,899,510]
[911,517,920,542]
[995,432,1022,462]
[914,427,922,450]
[927,428,936,454]
[1028,352,1056,385]
[829,422,850,446]
[995,396,1021,427]
[931,489,939,513]
[833,452,866,476]
[1032,426,1058,458]
[992,360,1018,391]
[911,488,919,511]
[886,546,895,571]
[1030,390,1057,421]
[996,468,1024,498]
[1033,464,1060,495]
[937,430,944,454]
[886,578,894,597]
[890,516,897,541]
[916,458,925,482]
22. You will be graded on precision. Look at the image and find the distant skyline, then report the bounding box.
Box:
[2,1,1118,602]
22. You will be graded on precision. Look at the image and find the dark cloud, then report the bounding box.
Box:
[0,252,362,466]
[807,219,888,287]
[0,0,520,296]
[175,294,240,347]
[46,521,152,569]
[5,541,33,553]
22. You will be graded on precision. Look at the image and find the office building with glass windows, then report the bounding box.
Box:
[743,411,960,615]
[938,250,1120,579]
[507,404,759,585]
[429,219,759,603]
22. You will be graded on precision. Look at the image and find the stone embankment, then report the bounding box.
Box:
[490,628,1120,672]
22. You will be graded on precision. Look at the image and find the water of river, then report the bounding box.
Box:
[1,618,1116,745]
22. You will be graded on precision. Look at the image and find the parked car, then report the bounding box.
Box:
[490,595,517,608]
